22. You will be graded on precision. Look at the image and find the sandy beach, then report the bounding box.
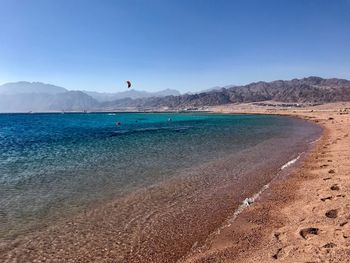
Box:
[181,102,350,262]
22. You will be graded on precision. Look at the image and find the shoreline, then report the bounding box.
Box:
[181,102,350,262]
[0,112,320,262]
[180,135,319,262]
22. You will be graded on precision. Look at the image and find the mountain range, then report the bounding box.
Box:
[0,81,67,95]
[99,76,350,109]
[83,89,180,102]
[1,77,350,112]
[0,82,180,112]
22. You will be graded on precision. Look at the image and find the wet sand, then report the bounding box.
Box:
[181,102,350,262]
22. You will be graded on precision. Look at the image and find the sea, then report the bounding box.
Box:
[0,112,321,261]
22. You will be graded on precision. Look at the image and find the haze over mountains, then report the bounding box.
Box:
[1,77,350,112]
[0,82,180,112]
[0,81,68,95]
[83,89,180,102]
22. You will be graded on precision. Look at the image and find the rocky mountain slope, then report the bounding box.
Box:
[1,77,350,112]
[102,77,350,109]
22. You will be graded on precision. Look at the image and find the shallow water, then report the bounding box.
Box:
[0,113,321,243]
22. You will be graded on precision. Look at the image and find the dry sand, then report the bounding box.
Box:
[181,102,350,262]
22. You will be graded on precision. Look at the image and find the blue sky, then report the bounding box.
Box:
[0,0,350,93]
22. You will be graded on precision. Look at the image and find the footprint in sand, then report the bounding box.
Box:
[328,169,335,174]
[336,194,346,198]
[320,164,329,168]
[274,232,281,242]
[320,196,333,202]
[299,227,320,239]
[330,184,340,191]
[323,242,337,248]
[272,248,283,259]
[325,209,338,219]
[340,221,348,227]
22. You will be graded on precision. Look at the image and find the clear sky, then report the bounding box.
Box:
[0,0,350,93]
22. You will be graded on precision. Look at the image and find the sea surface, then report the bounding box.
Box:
[0,113,321,260]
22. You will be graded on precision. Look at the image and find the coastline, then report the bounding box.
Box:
[181,102,350,262]
[0,112,320,262]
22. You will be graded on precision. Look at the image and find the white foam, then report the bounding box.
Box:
[186,151,306,256]
[192,183,271,252]
[225,184,270,226]
[310,136,322,144]
[223,153,303,228]
[281,154,302,170]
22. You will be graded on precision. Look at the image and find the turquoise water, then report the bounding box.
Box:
[0,113,320,239]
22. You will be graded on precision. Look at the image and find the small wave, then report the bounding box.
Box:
[107,113,116,116]
[135,127,164,132]
[111,126,191,136]
[226,184,270,226]
[280,154,303,170]
[111,130,129,135]
[215,153,304,233]
[137,126,192,132]
[309,136,321,144]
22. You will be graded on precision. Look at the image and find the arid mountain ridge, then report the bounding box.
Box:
[1,77,350,112]
[103,76,350,109]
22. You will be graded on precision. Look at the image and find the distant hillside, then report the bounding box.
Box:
[0,82,98,112]
[0,91,98,112]
[0,81,181,112]
[0,81,67,95]
[102,77,350,109]
[2,77,350,112]
[48,91,99,111]
[83,88,180,102]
